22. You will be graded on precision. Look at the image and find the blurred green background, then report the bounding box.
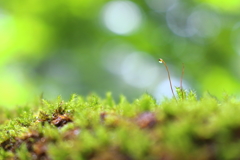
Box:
[0,0,240,107]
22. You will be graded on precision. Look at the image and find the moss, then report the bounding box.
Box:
[1,91,240,159]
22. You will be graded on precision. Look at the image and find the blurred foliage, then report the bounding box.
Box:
[0,0,240,107]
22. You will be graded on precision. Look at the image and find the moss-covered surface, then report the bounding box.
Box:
[1,91,240,159]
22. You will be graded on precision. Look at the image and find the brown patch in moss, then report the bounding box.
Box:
[21,131,49,159]
[36,107,73,128]
[136,112,157,129]
[100,112,107,123]
[51,114,72,128]
[0,138,20,152]
[51,106,73,128]
[0,131,51,160]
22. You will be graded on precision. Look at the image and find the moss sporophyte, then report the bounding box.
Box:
[158,58,184,102]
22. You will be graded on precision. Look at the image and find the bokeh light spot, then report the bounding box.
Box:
[102,1,142,35]
[166,3,196,37]
[188,7,221,38]
[120,52,159,88]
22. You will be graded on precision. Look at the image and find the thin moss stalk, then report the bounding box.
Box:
[180,63,185,100]
[158,58,177,102]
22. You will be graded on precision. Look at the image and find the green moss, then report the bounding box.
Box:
[1,91,240,159]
